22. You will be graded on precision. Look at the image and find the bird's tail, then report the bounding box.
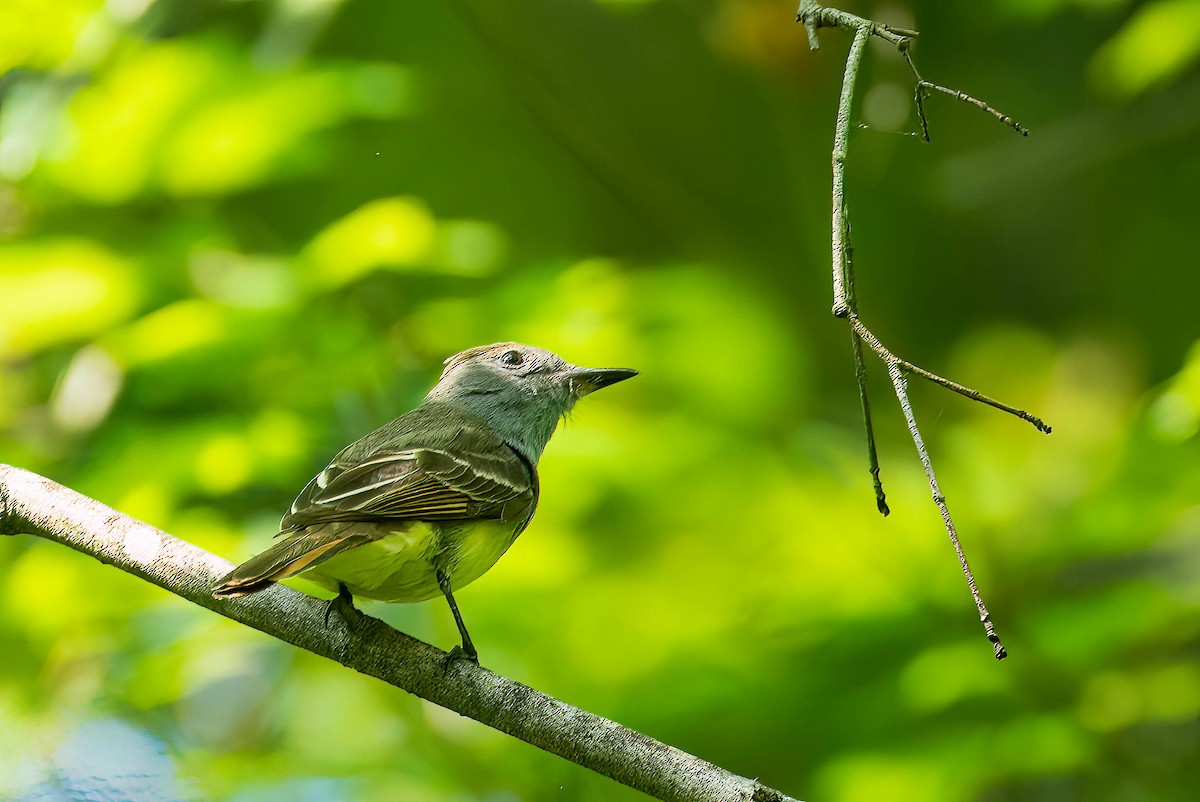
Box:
[211,529,365,598]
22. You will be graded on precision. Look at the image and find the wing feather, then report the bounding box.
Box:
[212,529,372,597]
[280,409,535,532]
[214,402,540,597]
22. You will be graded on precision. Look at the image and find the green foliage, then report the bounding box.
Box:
[2,1,1198,800]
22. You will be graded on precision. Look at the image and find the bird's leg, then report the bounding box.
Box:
[324,582,359,628]
[437,569,479,667]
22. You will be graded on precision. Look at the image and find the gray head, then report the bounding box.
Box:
[425,342,637,464]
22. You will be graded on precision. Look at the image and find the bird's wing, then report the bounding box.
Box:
[280,440,534,530]
[211,526,375,597]
[211,404,539,599]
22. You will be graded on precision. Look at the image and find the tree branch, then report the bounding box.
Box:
[0,464,798,802]
[796,2,1047,660]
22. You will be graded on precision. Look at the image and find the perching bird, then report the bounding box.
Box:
[212,343,636,663]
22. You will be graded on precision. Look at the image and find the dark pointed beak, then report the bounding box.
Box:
[562,366,638,396]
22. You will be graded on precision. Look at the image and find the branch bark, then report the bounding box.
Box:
[0,464,798,802]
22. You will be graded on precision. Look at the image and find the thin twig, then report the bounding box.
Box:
[885,365,1007,660]
[917,81,1030,140]
[797,2,914,50]
[897,29,1028,142]
[844,219,889,515]
[851,330,889,515]
[797,2,1047,659]
[903,360,1050,432]
[850,317,1051,435]
[829,25,869,318]
[914,82,931,142]
[822,12,890,514]
[0,465,799,802]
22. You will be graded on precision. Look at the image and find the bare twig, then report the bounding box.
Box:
[823,16,889,515]
[850,317,1051,435]
[797,2,1048,659]
[852,326,889,516]
[899,49,1030,141]
[829,24,869,319]
[844,221,889,515]
[915,81,1030,141]
[0,464,799,802]
[797,2,915,50]
[885,364,1007,660]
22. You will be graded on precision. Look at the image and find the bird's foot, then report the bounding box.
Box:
[324,584,360,629]
[442,643,480,675]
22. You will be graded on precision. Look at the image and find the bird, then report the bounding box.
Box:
[212,342,636,663]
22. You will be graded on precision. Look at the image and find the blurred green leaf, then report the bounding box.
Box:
[1091,0,1200,96]
[0,240,137,356]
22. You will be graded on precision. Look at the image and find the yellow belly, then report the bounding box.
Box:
[302,519,520,602]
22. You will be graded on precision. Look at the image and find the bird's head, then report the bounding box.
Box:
[426,343,637,463]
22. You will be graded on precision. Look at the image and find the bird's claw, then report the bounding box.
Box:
[324,585,360,629]
[442,644,480,675]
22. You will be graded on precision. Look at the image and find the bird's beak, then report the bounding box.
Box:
[562,366,638,396]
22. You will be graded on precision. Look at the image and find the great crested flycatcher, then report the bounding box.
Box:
[212,342,636,662]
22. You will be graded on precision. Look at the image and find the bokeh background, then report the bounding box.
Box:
[2,0,1199,800]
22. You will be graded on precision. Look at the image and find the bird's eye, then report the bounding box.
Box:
[499,350,524,368]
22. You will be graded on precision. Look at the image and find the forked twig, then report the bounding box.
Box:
[915,81,1030,141]
[796,2,1048,659]
[897,47,1030,141]
[850,317,1051,435]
